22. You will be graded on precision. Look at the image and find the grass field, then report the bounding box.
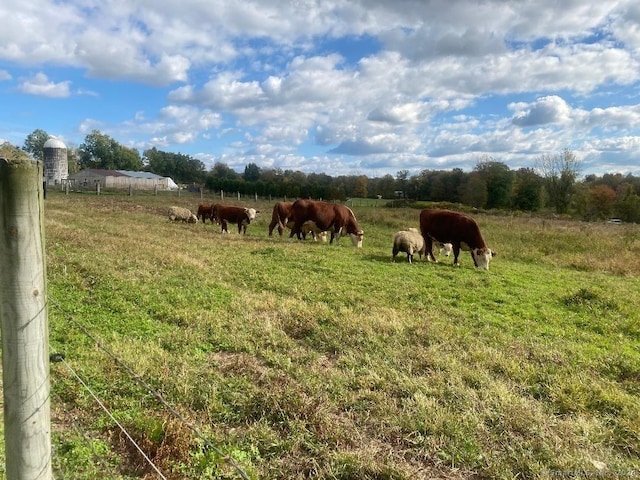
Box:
[2,190,639,479]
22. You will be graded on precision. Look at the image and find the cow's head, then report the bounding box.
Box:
[472,247,494,270]
[350,230,364,248]
[244,208,257,222]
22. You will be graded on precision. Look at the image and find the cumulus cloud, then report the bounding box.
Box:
[2,0,640,176]
[511,96,572,126]
[367,103,424,124]
[18,73,71,98]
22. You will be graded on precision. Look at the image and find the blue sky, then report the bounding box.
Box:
[1,0,640,178]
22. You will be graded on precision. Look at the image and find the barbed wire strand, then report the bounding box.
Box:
[48,297,251,480]
[59,356,168,480]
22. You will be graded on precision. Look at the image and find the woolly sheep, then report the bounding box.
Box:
[437,242,453,257]
[392,228,425,263]
[168,206,198,223]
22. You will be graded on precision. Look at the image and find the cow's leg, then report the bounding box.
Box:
[335,226,343,243]
[452,243,461,266]
[425,237,437,262]
[221,219,228,233]
[470,249,479,267]
[290,222,303,240]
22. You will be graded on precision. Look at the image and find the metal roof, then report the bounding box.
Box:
[116,170,164,179]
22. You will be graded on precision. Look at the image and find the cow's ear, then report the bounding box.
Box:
[491,250,496,257]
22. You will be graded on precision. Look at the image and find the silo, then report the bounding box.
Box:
[43,137,68,186]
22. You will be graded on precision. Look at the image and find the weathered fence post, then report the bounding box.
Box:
[0,156,53,480]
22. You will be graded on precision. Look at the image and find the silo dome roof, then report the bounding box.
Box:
[44,137,67,149]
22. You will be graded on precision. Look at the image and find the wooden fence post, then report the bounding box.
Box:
[0,156,52,480]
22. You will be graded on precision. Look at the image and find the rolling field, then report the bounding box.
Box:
[2,190,639,479]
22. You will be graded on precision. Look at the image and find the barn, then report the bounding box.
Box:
[68,169,179,191]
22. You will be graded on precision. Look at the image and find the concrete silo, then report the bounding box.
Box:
[43,137,68,186]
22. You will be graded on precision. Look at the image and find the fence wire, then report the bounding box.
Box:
[48,296,250,480]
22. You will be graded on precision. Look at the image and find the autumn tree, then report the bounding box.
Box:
[588,185,616,219]
[354,175,368,198]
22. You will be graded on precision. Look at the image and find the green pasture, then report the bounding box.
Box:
[2,190,639,479]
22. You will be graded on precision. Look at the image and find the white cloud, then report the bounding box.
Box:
[18,73,71,98]
[2,0,640,177]
[511,96,572,126]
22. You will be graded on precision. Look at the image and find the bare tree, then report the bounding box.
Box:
[537,149,580,214]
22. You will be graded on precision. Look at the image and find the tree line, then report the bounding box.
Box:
[17,128,640,222]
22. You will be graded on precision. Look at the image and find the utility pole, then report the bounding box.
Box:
[0,155,52,480]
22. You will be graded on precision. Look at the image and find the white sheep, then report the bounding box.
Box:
[392,228,425,263]
[301,220,328,242]
[168,206,198,223]
[437,242,453,257]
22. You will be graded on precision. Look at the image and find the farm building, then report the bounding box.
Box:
[43,137,68,186]
[68,169,179,191]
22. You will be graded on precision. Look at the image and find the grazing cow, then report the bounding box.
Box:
[212,204,257,234]
[289,199,364,247]
[268,201,294,236]
[419,209,495,269]
[268,201,327,241]
[196,202,216,223]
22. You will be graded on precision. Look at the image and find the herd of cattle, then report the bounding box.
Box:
[167,199,495,269]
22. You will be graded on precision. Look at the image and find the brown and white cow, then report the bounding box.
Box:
[268,201,294,236]
[212,204,257,234]
[196,202,216,223]
[419,209,495,269]
[268,201,327,241]
[289,199,364,247]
